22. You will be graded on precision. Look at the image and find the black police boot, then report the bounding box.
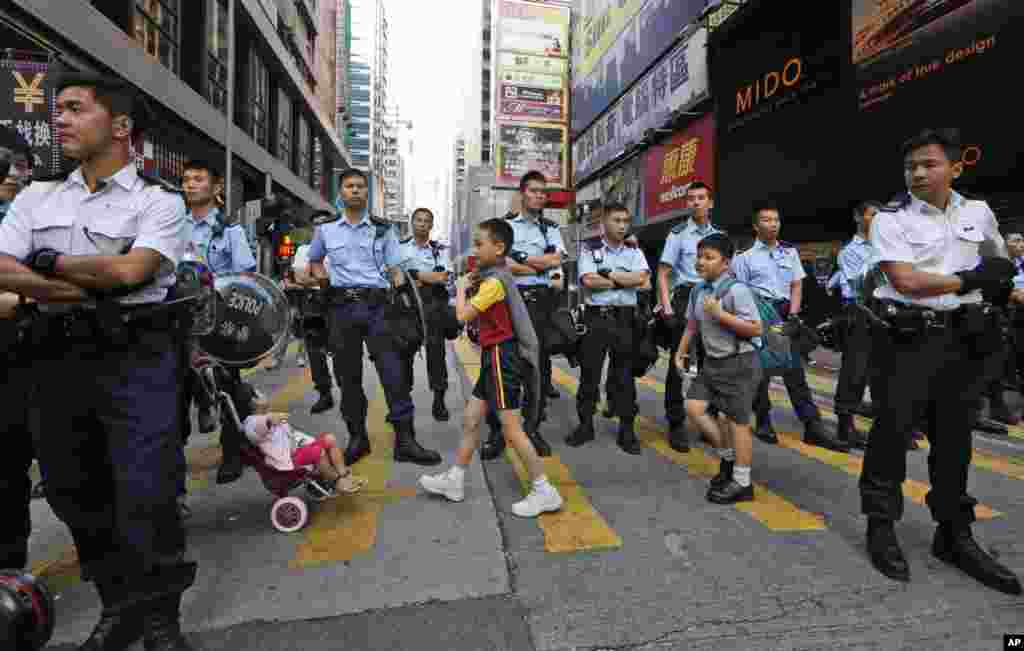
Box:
[602,402,615,418]
[344,421,372,467]
[837,414,868,449]
[78,579,145,651]
[142,594,194,650]
[310,391,334,415]
[566,419,595,447]
[988,398,1020,426]
[866,518,909,582]
[394,421,442,466]
[803,420,850,452]
[709,459,735,492]
[932,523,1022,595]
[755,417,778,444]
[527,429,552,457]
[668,422,690,453]
[480,425,506,461]
[617,421,642,455]
[215,454,243,485]
[432,392,450,422]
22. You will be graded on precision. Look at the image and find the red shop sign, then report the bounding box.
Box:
[644,114,715,225]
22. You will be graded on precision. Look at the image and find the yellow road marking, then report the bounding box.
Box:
[454,338,623,553]
[293,374,415,566]
[550,367,826,532]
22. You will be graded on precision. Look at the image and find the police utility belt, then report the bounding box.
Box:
[585,304,635,319]
[13,302,183,353]
[326,286,389,305]
[873,299,1003,337]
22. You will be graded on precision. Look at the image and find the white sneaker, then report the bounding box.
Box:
[511,483,563,518]
[419,469,465,502]
[297,355,307,367]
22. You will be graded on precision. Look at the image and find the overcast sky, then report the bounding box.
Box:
[389,0,479,237]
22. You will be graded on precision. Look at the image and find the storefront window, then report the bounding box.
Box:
[133,0,180,75]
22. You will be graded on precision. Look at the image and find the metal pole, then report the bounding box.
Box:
[225,0,236,217]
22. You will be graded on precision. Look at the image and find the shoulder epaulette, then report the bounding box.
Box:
[429,240,445,249]
[670,221,688,234]
[138,172,183,195]
[779,240,796,249]
[624,237,639,248]
[399,236,412,244]
[503,211,518,221]
[880,193,912,212]
[539,217,559,229]
[584,236,603,251]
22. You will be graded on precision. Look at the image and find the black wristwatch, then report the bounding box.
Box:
[511,251,529,265]
[598,268,612,279]
[31,248,61,275]
[408,269,420,281]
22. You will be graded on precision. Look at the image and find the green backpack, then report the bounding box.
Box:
[689,277,801,376]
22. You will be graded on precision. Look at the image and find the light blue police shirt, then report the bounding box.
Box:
[307,209,402,289]
[578,238,650,306]
[184,207,256,274]
[659,218,720,289]
[398,238,452,274]
[731,239,806,302]
[1012,256,1024,290]
[837,235,872,302]
[507,213,566,288]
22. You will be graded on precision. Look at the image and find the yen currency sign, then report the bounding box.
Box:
[13,72,46,113]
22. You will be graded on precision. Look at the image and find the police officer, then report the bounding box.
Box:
[0,72,196,649]
[181,158,257,484]
[975,231,1022,427]
[505,170,567,456]
[657,181,720,452]
[290,243,335,413]
[833,200,881,448]
[0,126,35,572]
[568,202,650,454]
[309,168,441,467]
[732,203,849,452]
[858,129,1022,594]
[1006,232,1024,394]
[399,207,453,421]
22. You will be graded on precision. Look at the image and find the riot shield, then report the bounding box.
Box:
[173,260,216,336]
[388,267,428,355]
[198,272,290,368]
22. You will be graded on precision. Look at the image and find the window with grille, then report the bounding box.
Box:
[207,0,229,113]
[249,50,270,147]
[133,0,180,75]
[296,115,310,181]
[277,90,292,166]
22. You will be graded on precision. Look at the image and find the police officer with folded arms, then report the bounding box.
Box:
[859,128,1021,595]
[399,207,453,422]
[308,168,441,467]
[657,181,719,452]
[0,72,196,649]
[567,201,650,454]
[832,200,881,448]
[505,170,567,456]
[732,202,849,452]
[181,159,257,484]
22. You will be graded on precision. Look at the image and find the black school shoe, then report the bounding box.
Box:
[707,480,754,504]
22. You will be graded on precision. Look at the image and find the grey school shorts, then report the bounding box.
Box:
[686,351,762,425]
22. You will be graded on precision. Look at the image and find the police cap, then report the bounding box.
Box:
[53,70,154,133]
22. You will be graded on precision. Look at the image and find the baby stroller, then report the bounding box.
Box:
[183,268,340,533]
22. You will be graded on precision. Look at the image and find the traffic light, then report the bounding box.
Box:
[277,234,295,260]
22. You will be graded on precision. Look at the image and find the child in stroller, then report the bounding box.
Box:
[243,396,367,496]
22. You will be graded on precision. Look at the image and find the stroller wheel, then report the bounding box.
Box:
[270,496,309,533]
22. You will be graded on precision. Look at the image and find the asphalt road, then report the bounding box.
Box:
[31,342,1024,651]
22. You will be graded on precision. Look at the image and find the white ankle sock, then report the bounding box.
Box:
[733,465,751,487]
[449,465,466,483]
[719,448,736,462]
[532,475,551,491]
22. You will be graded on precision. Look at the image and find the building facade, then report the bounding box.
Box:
[1,0,348,221]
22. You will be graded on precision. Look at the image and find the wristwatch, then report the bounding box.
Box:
[597,268,612,279]
[30,248,60,275]
[408,269,420,281]
[511,251,529,265]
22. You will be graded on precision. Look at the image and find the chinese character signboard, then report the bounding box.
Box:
[0,59,62,175]
[499,84,565,122]
[644,113,715,225]
[571,0,707,135]
[496,0,570,58]
[573,27,708,184]
[495,122,567,188]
